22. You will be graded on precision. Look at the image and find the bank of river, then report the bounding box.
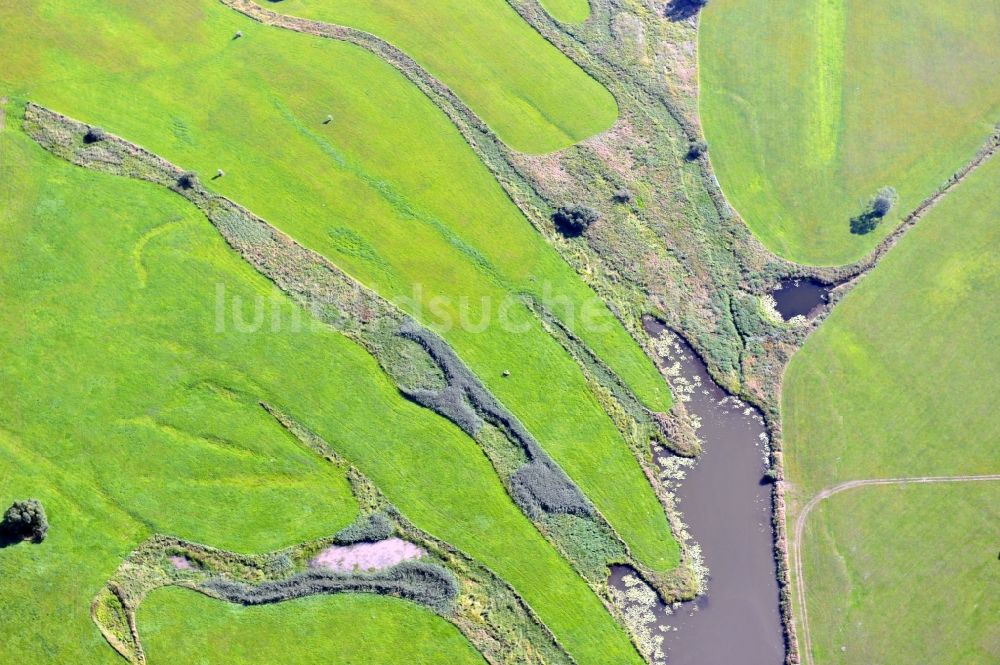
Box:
[612,320,784,664]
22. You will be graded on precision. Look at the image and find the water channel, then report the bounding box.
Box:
[610,319,784,664]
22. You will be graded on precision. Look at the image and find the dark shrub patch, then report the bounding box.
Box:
[871,193,894,218]
[83,127,106,144]
[849,212,879,235]
[850,186,897,235]
[402,385,483,437]
[2,499,48,543]
[666,0,709,21]
[686,139,708,160]
[177,171,199,190]
[552,205,600,237]
[511,460,593,518]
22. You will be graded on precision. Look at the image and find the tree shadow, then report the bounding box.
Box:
[0,525,27,548]
[665,0,708,21]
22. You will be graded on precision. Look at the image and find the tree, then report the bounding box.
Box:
[552,205,600,237]
[850,186,896,235]
[871,193,893,218]
[2,499,48,542]
[666,0,709,21]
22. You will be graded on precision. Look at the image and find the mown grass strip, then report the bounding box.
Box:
[140,590,487,665]
[537,0,592,24]
[267,0,611,152]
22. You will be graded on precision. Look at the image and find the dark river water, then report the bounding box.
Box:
[612,319,784,664]
[770,278,831,320]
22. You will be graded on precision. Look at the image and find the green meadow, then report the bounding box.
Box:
[700,0,1000,264]
[784,155,1000,496]
[0,0,676,574]
[799,483,999,665]
[0,124,642,664]
[273,0,612,152]
[140,590,486,664]
[783,135,1000,661]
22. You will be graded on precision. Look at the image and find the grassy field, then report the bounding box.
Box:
[273,0,613,152]
[0,124,643,664]
[700,0,1000,265]
[140,589,486,664]
[783,135,1000,661]
[538,0,591,24]
[0,0,676,574]
[783,155,1000,496]
[800,483,999,664]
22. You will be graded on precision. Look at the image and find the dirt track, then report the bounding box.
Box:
[792,473,1000,665]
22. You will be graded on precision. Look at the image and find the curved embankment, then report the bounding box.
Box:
[791,474,1000,665]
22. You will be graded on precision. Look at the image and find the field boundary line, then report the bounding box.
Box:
[792,473,1000,665]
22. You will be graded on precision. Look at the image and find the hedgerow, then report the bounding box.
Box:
[511,460,593,518]
[334,511,394,545]
[202,560,459,614]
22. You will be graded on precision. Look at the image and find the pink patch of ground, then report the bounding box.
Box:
[310,538,424,572]
[169,555,193,570]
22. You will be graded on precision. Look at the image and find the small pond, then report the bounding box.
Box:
[771,278,831,320]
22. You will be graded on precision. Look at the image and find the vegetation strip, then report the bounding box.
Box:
[92,405,573,665]
[792,474,1000,665]
[21,101,681,648]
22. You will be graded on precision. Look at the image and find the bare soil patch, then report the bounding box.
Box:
[310,538,425,572]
